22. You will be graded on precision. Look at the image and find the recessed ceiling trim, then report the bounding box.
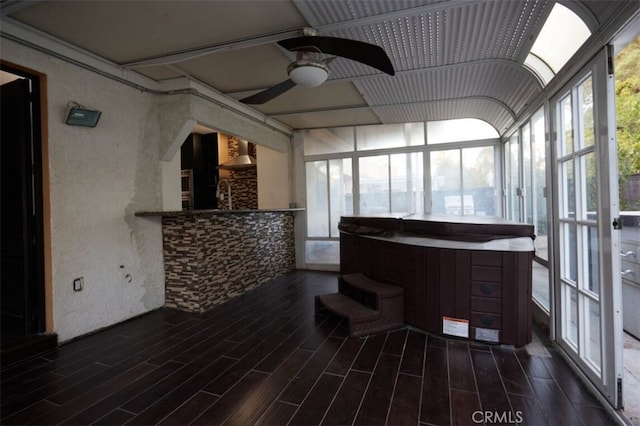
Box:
[267,102,370,117]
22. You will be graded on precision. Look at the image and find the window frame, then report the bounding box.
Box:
[302,121,501,268]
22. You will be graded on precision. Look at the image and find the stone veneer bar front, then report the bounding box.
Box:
[136,209,302,313]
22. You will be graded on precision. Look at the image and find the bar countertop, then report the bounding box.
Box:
[135,208,305,217]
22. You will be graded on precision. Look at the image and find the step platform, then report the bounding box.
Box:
[315,273,404,338]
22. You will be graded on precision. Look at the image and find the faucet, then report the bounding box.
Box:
[216,178,232,210]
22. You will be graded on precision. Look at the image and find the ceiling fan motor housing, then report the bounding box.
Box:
[287,58,330,87]
[241,32,395,104]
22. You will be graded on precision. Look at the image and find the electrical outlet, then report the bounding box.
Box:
[73,277,84,292]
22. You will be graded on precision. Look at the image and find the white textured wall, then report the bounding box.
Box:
[292,132,307,269]
[257,144,290,209]
[2,37,295,342]
[161,153,182,212]
[2,39,166,342]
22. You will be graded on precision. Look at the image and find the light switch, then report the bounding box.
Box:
[73,277,84,292]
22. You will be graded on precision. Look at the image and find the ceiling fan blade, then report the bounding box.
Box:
[240,79,297,104]
[278,36,395,76]
[323,56,337,66]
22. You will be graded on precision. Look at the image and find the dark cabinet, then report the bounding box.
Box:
[180,133,219,210]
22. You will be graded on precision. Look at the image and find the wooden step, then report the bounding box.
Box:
[316,273,405,338]
[340,273,403,297]
[315,293,380,323]
[315,290,405,338]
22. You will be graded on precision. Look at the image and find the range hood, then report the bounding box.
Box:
[219,139,256,169]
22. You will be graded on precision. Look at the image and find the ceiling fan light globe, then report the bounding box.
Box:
[288,63,329,87]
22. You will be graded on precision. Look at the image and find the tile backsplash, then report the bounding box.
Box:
[162,211,295,312]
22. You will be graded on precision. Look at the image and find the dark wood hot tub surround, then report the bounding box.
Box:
[339,214,535,346]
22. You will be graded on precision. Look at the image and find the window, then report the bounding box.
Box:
[532,108,548,262]
[305,159,353,265]
[505,107,550,309]
[431,146,496,216]
[505,133,521,221]
[305,161,329,238]
[329,159,353,237]
[427,119,498,144]
[356,123,424,150]
[391,152,424,214]
[359,152,424,215]
[522,122,533,224]
[303,127,354,155]
[359,155,390,214]
[303,119,500,266]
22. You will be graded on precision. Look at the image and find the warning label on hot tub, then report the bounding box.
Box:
[475,327,500,343]
[442,316,469,338]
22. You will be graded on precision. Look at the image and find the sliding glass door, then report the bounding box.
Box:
[550,47,623,407]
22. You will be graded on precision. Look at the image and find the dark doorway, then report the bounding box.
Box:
[180,132,219,210]
[1,65,50,364]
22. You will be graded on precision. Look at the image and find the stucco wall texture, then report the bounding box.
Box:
[1,38,292,342]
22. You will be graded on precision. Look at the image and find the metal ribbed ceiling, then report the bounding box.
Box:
[3,0,634,135]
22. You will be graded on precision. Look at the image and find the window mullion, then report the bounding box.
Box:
[424,149,431,213]
[459,149,464,215]
[325,160,331,238]
[353,154,360,215]
[388,155,393,213]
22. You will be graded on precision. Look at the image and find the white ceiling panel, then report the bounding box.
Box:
[10,0,307,63]
[372,98,515,132]
[306,0,551,69]
[3,0,632,133]
[176,44,293,93]
[295,0,447,26]
[354,60,541,117]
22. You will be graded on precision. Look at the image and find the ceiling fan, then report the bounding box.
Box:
[240,29,395,105]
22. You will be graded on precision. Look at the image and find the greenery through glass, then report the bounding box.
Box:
[616,35,640,210]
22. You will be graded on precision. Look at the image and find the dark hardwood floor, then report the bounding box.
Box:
[1,271,617,425]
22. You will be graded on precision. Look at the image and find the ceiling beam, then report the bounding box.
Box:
[269,95,516,122]
[121,27,303,68]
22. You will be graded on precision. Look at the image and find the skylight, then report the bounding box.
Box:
[524,3,591,85]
